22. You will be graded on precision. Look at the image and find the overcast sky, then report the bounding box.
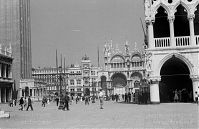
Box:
[31,0,145,68]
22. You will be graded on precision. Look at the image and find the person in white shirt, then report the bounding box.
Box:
[99,89,104,109]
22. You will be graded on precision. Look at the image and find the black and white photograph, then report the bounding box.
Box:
[0,0,199,128]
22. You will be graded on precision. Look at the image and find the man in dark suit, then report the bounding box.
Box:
[64,93,70,111]
[26,96,33,111]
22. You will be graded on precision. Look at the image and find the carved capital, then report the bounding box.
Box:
[145,17,155,24]
[149,76,161,84]
[188,14,195,20]
[168,15,175,23]
[190,75,199,82]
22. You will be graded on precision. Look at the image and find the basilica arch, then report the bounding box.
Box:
[111,73,127,95]
[131,72,142,88]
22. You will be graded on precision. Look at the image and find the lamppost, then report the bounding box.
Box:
[92,81,95,103]
[58,66,64,109]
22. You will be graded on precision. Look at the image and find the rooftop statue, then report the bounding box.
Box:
[82,54,89,60]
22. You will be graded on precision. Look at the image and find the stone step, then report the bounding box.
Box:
[0,111,5,115]
[0,111,10,118]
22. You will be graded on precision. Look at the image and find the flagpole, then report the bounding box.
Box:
[98,46,100,67]
[56,50,58,94]
[60,54,62,94]
[64,57,66,93]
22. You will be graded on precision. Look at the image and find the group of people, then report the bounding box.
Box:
[42,96,48,107]
[9,99,17,107]
[8,89,105,112]
[173,89,193,102]
[111,92,137,103]
[55,93,70,111]
[55,90,105,109]
[18,96,33,111]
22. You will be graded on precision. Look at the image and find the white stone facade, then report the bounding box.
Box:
[97,41,147,96]
[144,0,199,103]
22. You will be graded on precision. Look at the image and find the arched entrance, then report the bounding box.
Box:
[159,56,193,103]
[111,73,127,95]
[131,72,142,88]
[154,6,170,38]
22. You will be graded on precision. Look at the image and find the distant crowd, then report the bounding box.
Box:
[6,88,199,112]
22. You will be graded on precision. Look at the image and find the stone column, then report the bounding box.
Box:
[0,88,1,103]
[4,88,6,103]
[188,14,195,46]
[168,16,175,47]
[150,79,160,104]
[4,65,7,78]
[0,64,2,77]
[9,87,12,101]
[147,21,154,49]
[192,77,199,101]
[32,89,34,97]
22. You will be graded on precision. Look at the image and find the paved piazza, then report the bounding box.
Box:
[0,100,198,129]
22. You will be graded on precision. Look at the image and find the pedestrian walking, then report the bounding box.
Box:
[42,96,47,107]
[63,93,70,111]
[99,89,104,109]
[115,94,119,102]
[75,96,79,104]
[26,96,33,111]
[24,97,27,109]
[19,97,24,111]
[174,89,179,102]
[14,99,17,106]
[55,96,59,106]
[128,92,131,103]
[85,96,89,105]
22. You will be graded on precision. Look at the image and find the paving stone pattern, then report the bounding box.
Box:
[0,101,198,129]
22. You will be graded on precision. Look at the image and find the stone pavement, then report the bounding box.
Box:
[0,100,198,129]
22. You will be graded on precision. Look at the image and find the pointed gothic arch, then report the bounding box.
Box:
[154,6,170,38]
[157,53,194,77]
[153,3,170,17]
[194,4,199,35]
[159,55,193,102]
[173,1,191,16]
[174,4,190,36]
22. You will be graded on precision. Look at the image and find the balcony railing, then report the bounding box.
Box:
[175,36,190,47]
[155,37,170,48]
[154,35,199,48]
[196,35,199,45]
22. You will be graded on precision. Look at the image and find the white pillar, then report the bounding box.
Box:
[168,17,175,47]
[188,15,196,46]
[32,89,34,97]
[4,88,6,102]
[148,21,154,49]
[0,88,1,103]
[150,80,160,104]
[0,64,2,77]
[9,88,12,101]
[4,65,7,78]
[8,65,12,78]
[192,78,199,101]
